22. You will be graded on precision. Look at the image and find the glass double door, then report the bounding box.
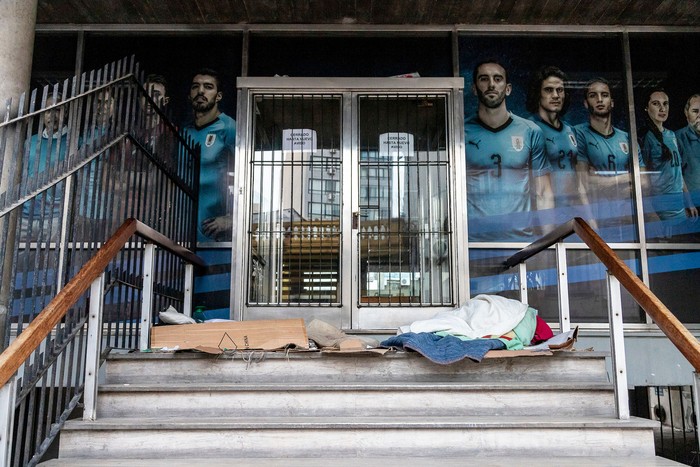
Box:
[232,78,465,329]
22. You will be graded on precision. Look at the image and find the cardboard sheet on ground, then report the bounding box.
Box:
[150,318,309,354]
[320,338,390,355]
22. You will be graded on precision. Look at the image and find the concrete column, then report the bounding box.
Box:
[0,0,37,351]
[0,0,38,110]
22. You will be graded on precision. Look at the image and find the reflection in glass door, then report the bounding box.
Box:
[247,94,343,306]
[234,78,465,328]
[357,95,452,306]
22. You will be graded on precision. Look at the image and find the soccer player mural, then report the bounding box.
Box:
[641,88,698,239]
[183,68,236,243]
[677,94,700,208]
[574,78,640,242]
[464,59,554,242]
[525,66,595,229]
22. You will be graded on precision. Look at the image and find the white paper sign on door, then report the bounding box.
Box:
[379,132,414,218]
[379,132,414,159]
[282,128,317,152]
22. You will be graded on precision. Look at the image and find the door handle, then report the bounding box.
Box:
[352,212,359,230]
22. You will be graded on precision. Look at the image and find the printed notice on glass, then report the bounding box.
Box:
[379,132,414,159]
[282,128,317,152]
[379,132,414,218]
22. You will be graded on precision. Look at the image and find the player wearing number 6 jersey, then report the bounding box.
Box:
[465,60,553,242]
[574,77,640,241]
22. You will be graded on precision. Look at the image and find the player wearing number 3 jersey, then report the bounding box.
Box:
[465,60,553,242]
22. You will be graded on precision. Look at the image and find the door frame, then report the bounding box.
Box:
[231,77,468,330]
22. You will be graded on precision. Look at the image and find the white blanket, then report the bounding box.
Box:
[408,294,528,339]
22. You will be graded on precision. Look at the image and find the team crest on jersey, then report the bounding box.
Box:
[619,142,629,154]
[205,134,216,147]
[568,133,577,147]
[511,136,524,151]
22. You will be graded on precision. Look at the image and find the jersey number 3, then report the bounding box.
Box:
[490,154,502,178]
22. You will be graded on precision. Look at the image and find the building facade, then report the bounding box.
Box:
[4,2,700,386]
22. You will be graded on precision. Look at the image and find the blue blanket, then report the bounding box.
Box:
[380,332,506,364]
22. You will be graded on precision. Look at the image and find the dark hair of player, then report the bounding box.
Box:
[472,59,508,85]
[642,87,673,167]
[192,68,222,90]
[525,65,570,116]
[144,74,168,94]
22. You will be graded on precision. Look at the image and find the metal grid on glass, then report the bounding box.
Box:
[357,94,453,306]
[247,94,342,306]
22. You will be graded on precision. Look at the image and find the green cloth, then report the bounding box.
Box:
[435,307,538,351]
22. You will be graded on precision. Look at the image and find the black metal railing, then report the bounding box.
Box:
[631,385,699,466]
[0,57,200,466]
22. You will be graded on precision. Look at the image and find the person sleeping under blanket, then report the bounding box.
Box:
[380,294,553,364]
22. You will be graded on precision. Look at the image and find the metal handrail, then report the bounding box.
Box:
[503,217,700,372]
[0,56,201,466]
[0,218,204,388]
[0,72,197,217]
[0,132,197,219]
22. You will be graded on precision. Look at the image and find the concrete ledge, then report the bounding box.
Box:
[40,456,686,466]
[62,415,657,430]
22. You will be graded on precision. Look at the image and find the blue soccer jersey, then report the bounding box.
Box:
[574,123,642,242]
[23,130,68,221]
[465,113,551,241]
[642,129,685,220]
[574,124,634,176]
[676,124,700,194]
[184,112,236,242]
[529,116,579,204]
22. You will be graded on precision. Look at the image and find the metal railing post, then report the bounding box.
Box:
[83,273,105,421]
[692,372,700,458]
[183,263,194,318]
[140,243,156,351]
[518,262,528,304]
[607,273,630,419]
[555,242,571,332]
[0,374,17,465]
[55,173,74,292]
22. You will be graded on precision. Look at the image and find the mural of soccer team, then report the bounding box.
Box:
[465,60,700,242]
[145,62,700,243]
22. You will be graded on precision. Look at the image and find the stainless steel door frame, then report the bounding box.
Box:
[232,78,467,330]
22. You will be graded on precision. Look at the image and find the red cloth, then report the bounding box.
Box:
[531,316,554,344]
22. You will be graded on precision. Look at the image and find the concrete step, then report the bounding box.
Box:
[40,456,687,466]
[58,415,657,459]
[96,381,616,418]
[104,350,611,384]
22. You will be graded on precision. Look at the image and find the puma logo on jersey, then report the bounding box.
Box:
[546,137,556,144]
[468,139,481,149]
[588,141,600,150]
